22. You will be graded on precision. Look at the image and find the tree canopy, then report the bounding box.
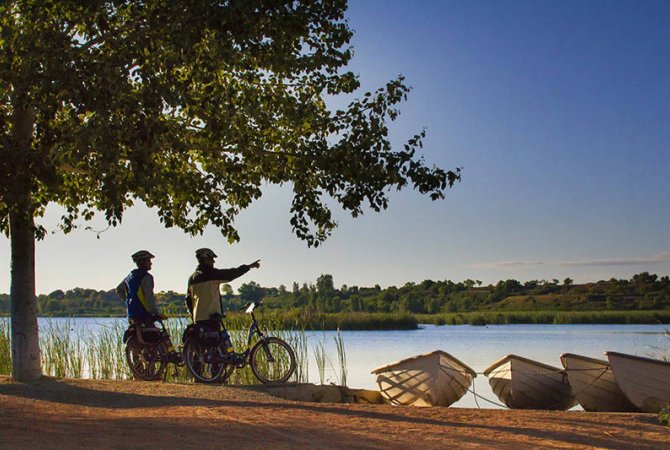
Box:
[1,0,459,380]
[1,0,459,244]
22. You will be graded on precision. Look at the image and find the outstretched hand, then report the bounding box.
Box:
[249,259,261,269]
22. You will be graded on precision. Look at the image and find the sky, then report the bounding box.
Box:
[1,0,669,295]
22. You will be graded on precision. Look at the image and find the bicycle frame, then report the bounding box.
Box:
[212,302,269,366]
[244,302,265,347]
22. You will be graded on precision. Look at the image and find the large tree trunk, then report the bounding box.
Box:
[9,89,41,381]
[9,205,41,380]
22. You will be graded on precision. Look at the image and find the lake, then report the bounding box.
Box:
[29,319,670,409]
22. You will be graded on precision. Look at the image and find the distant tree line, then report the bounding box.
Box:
[1,272,667,318]
[237,272,670,314]
[0,288,184,317]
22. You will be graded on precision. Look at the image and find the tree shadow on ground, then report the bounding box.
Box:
[0,377,666,449]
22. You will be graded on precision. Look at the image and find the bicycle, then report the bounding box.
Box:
[182,300,296,384]
[123,315,182,381]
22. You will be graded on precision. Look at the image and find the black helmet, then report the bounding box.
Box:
[195,248,217,259]
[131,250,155,263]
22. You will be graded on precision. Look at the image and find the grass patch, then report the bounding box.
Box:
[660,407,670,426]
[224,310,418,331]
[0,318,10,375]
[2,315,309,384]
[416,310,670,326]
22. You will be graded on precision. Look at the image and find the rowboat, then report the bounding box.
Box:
[483,354,577,410]
[371,350,476,407]
[606,351,670,413]
[560,353,638,412]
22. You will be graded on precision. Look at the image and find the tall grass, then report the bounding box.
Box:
[0,318,11,375]
[417,310,670,326]
[334,329,347,387]
[287,327,309,384]
[313,340,326,384]
[85,320,129,380]
[309,329,348,386]
[647,328,670,362]
[2,313,312,384]
[227,310,418,330]
[41,319,85,378]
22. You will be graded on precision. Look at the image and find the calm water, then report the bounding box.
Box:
[29,319,670,409]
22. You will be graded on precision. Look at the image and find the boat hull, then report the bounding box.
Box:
[484,354,577,410]
[606,351,670,413]
[560,353,638,412]
[372,351,476,407]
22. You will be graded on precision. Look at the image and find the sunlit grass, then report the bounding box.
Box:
[0,318,10,375]
[314,340,326,385]
[17,314,310,385]
[0,311,317,384]
[309,329,348,386]
[85,320,129,380]
[334,329,347,387]
[40,319,85,378]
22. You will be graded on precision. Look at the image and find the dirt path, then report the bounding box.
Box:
[0,376,667,449]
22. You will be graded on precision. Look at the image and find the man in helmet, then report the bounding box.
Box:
[117,250,180,363]
[185,248,260,322]
[117,250,166,322]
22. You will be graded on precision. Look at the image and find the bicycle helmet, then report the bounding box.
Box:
[131,250,155,262]
[195,248,217,260]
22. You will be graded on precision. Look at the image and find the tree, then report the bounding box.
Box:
[315,273,335,300]
[220,284,234,302]
[1,1,460,380]
[47,289,65,300]
[238,282,264,304]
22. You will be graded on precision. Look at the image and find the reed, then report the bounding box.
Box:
[4,314,312,385]
[0,318,11,375]
[286,327,309,384]
[313,340,326,385]
[647,328,670,362]
[417,310,670,326]
[225,310,418,330]
[87,320,129,380]
[161,317,191,383]
[40,319,85,379]
[334,329,347,387]
[660,407,670,426]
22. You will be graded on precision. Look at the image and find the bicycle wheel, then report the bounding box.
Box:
[183,337,227,383]
[125,336,166,381]
[250,337,296,384]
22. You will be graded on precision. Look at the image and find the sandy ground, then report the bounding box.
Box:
[0,376,668,449]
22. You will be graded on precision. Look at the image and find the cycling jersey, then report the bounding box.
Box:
[185,264,250,321]
[117,269,159,321]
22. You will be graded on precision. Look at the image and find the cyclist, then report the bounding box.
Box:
[185,248,261,324]
[117,250,179,362]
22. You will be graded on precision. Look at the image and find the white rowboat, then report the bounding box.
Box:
[606,351,670,413]
[484,354,577,410]
[560,353,638,412]
[371,350,476,407]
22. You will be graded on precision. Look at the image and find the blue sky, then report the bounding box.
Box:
[1,0,669,294]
